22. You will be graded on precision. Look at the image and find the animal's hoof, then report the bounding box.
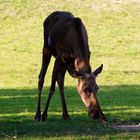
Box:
[62,114,71,120]
[41,114,48,122]
[34,113,41,122]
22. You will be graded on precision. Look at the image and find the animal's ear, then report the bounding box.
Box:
[92,64,103,77]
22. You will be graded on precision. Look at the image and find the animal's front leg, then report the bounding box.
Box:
[41,57,61,122]
[57,65,70,120]
[41,86,55,122]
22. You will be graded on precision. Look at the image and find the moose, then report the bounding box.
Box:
[35,11,107,122]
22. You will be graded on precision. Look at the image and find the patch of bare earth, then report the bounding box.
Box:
[112,124,140,131]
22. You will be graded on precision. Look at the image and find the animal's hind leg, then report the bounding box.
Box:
[35,18,51,121]
[35,49,51,121]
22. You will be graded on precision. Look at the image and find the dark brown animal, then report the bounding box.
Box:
[35,11,107,122]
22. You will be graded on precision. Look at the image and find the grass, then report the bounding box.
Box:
[0,86,140,139]
[0,0,140,139]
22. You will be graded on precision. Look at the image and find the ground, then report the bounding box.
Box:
[0,0,140,139]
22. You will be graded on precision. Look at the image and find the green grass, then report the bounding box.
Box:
[0,0,140,139]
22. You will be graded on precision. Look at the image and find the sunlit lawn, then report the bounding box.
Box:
[0,0,140,139]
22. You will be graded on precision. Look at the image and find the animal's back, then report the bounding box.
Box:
[44,11,74,31]
[43,11,90,72]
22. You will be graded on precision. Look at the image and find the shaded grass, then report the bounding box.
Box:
[0,86,140,139]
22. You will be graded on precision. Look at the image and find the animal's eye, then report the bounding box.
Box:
[84,87,92,93]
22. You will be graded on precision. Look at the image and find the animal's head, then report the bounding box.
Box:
[73,64,106,121]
